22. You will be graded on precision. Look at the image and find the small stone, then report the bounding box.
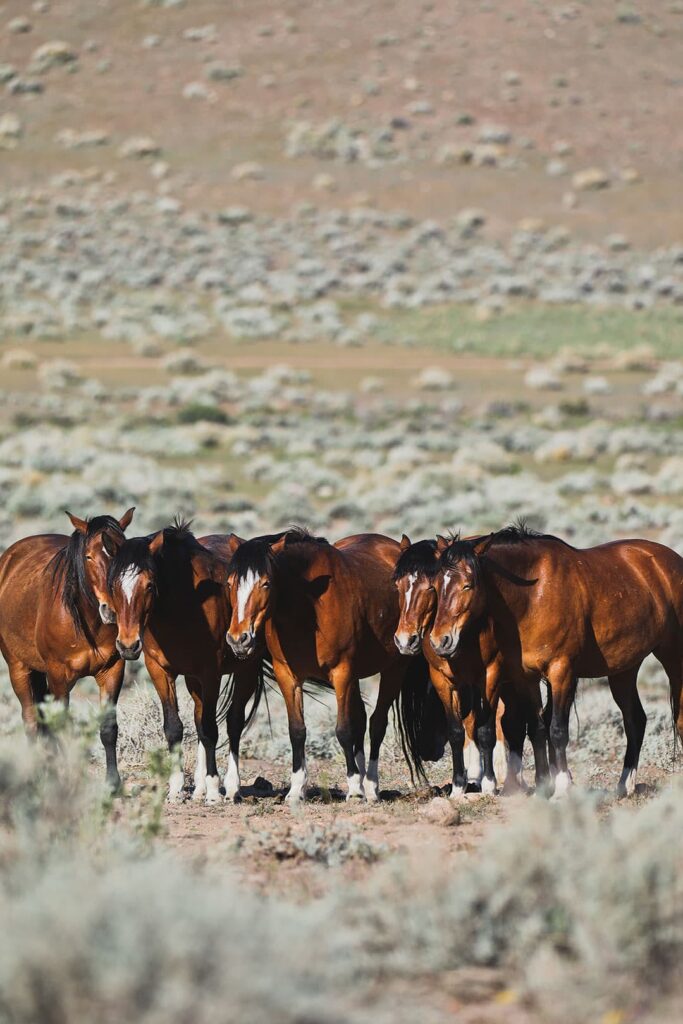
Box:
[7,17,32,34]
[231,162,265,181]
[477,122,512,144]
[416,366,454,391]
[205,62,243,81]
[0,64,17,83]
[142,35,161,49]
[182,80,216,102]
[572,167,610,191]
[217,206,253,225]
[455,207,486,235]
[2,348,37,370]
[30,40,77,72]
[420,797,461,826]
[0,112,22,140]
[583,375,612,395]
[525,366,563,391]
[620,166,641,183]
[312,172,337,192]
[546,158,568,177]
[606,233,630,251]
[118,136,161,159]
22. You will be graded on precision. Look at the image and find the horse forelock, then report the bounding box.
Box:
[108,536,158,593]
[393,539,439,582]
[440,536,482,583]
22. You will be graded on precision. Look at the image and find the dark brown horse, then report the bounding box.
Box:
[0,508,135,788]
[106,522,266,802]
[393,536,541,797]
[430,524,683,797]
[224,529,440,802]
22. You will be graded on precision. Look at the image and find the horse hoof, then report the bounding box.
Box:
[481,777,497,796]
[191,786,207,802]
[364,787,380,803]
[346,792,366,803]
[167,771,186,802]
[225,791,243,804]
[450,785,466,801]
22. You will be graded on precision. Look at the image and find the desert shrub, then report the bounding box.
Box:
[245,822,386,867]
[176,403,231,425]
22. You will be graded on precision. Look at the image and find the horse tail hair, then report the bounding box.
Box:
[394,655,444,787]
[216,655,275,743]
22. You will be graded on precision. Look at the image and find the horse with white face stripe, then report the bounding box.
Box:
[225,528,441,803]
[106,522,269,804]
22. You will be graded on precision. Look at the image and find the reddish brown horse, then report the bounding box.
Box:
[0,508,135,788]
[430,524,683,797]
[224,529,440,802]
[393,536,544,797]
[106,522,267,802]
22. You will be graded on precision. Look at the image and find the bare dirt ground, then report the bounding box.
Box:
[2,0,683,243]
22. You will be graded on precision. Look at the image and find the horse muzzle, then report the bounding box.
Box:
[116,637,143,661]
[99,602,117,625]
[394,632,422,656]
[226,630,256,660]
[430,630,460,657]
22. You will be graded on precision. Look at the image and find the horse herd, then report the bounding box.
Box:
[0,508,681,804]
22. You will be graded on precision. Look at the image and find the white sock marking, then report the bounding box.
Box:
[618,767,637,797]
[465,741,482,782]
[286,762,308,803]
[205,775,221,804]
[481,775,497,795]
[224,751,241,800]
[364,758,379,802]
[493,741,509,786]
[168,769,185,802]
[552,770,572,799]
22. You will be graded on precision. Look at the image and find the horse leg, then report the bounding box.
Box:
[6,660,42,735]
[95,662,125,792]
[476,698,498,796]
[224,663,259,803]
[366,664,402,802]
[526,683,552,796]
[608,666,646,798]
[500,694,527,793]
[330,665,367,801]
[146,658,185,801]
[547,662,577,799]
[492,699,509,790]
[185,676,221,804]
[543,681,557,775]
[274,663,308,803]
[463,710,481,789]
[430,668,467,799]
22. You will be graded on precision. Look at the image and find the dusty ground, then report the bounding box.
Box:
[2,0,683,243]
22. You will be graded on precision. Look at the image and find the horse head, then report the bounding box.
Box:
[225,533,285,659]
[393,535,439,656]
[64,507,135,625]
[430,534,490,658]
[107,530,163,660]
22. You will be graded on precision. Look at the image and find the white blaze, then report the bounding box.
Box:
[119,566,141,604]
[404,572,417,612]
[236,569,259,623]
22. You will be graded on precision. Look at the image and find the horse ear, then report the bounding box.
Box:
[119,507,135,531]
[270,535,287,556]
[435,535,449,554]
[399,533,411,552]
[65,511,88,534]
[474,533,495,556]
[225,533,245,557]
[149,530,165,556]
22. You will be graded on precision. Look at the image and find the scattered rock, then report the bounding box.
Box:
[118,136,162,159]
[572,167,610,191]
[206,62,243,81]
[420,797,461,826]
[7,17,32,34]
[30,40,77,72]
[231,162,265,181]
[416,366,454,391]
[525,366,563,391]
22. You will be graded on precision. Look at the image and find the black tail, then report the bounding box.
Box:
[216,655,275,743]
[394,655,447,786]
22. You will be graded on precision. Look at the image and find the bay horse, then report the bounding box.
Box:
[106,521,267,802]
[224,529,442,802]
[0,508,135,789]
[430,523,683,797]
[393,536,543,797]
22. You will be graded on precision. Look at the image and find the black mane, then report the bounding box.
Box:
[228,527,328,580]
[48,514,125,643]
[393,539,439,581]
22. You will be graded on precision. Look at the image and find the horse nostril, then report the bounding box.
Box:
[408,633,419,646]
[239,631,250,644]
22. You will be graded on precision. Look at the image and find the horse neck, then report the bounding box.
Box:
[483,543,541,622]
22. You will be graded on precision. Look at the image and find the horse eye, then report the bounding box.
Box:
[462,583,472,591]
[261,580,270,590]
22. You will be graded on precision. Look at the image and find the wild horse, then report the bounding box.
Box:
[224,529,443,802]
[430,524,683,797]
[106,522,267,802]
[0,508,135,788]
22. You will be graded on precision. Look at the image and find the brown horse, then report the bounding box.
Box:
[0,508,135,789]
[430,523,683,797]
[393,536,541,797]
[224,529,440,802]
[105,522,267,802]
